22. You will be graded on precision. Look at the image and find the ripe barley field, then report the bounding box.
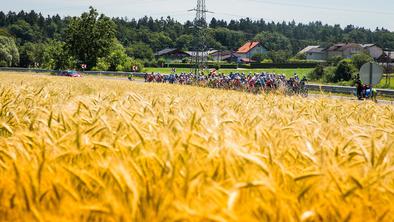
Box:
[0,73,393,222]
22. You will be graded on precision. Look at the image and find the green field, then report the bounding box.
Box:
[144,67,313,78]
[376,75,394,89]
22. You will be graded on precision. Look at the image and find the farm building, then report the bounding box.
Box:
[300,43,384,61]
[299,46,327,61]
[326,43,365,59]
[185,50,218,59]
[210,50,238,62]
[154,48,190,60]
[235,41,268,61]
[361,44,384,59]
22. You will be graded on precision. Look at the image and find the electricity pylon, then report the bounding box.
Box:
[189,0,211,74]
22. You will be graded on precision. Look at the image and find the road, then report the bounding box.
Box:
[88,75,394,105]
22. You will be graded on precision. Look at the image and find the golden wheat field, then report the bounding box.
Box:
[0,73,393,222]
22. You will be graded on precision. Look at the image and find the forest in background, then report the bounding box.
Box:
[0,7,394,70]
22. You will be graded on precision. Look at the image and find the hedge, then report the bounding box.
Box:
[250,63,322,69]
[165,63,321,69]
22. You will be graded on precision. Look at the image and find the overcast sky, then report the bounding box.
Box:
[3,0,394,30]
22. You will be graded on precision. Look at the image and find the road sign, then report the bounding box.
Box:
[81,64,87,69]
[359,62,383,86]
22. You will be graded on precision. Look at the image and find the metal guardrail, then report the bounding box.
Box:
[1,67,394,97]
[0,67,147,78]
[0,67,56,73]
[82,71,146,78]
[307,84,394,97]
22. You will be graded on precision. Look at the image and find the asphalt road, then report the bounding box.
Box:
[87,75,394,105]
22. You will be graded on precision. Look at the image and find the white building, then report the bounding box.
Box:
[235,41,268,62]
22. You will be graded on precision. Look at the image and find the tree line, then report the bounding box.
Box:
[0,7,394,70]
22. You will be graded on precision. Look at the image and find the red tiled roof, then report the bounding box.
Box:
[237,41,260,54]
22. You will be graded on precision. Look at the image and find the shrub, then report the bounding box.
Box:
[308,64,325,80]
[268,50,291,64]
[92,57,109,71]
[251,53,268,63]
[327,56,343,66]
[334,59,357,82]
[157,57,166,67]
[293,52,306,60]
[351,53,373,69]
[322,66,336,83]
[261,58,273,63]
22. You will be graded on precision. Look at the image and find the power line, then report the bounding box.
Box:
[245,0,394,16]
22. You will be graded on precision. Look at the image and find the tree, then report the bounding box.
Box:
[0,36,19,66]
[293,52,306,60]
[126,42,154,60]
[42,40,75,70]
[308,64,324,80]
[0,28,11,37]
[254,31,292,53]
[268,50,291,64]
[93,41,144,72]
[19,40,74,69]
[8,20,37,44]
[251,53,267,63]
[3,9,394,69]
[145,31,173,51]
[327,56,343,66]
[212,28,245,50]
[351,53,373,69]
[334,59,357,82]
[175,34,193,50]
[64,7,116,69]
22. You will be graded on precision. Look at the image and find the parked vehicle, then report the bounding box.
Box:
[59,70,82,77]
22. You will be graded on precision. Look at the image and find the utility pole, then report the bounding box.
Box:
[189,0,211,75]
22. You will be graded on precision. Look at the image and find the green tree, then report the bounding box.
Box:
[308,64,325,80]
[125,42,154,60]
[351,53,373,69]
[0,36,19,66]
[64,7,116,70]
[251,53,267,63]
[42,40,75,70]
[334,59,357,82]
[8,20,37,44]
[19,40,74,69]
[0,28,12,37]
[268,50,291,64]
[327,56,343,66]
[175,34,193,50]
[322,66,336,83]
[19,42,36,67]
[212,28,245,50]
[254,31,292,53]
[93,41,144,72]
[293,52,306,60]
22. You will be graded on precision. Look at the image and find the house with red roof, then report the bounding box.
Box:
[235,41,268,63]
